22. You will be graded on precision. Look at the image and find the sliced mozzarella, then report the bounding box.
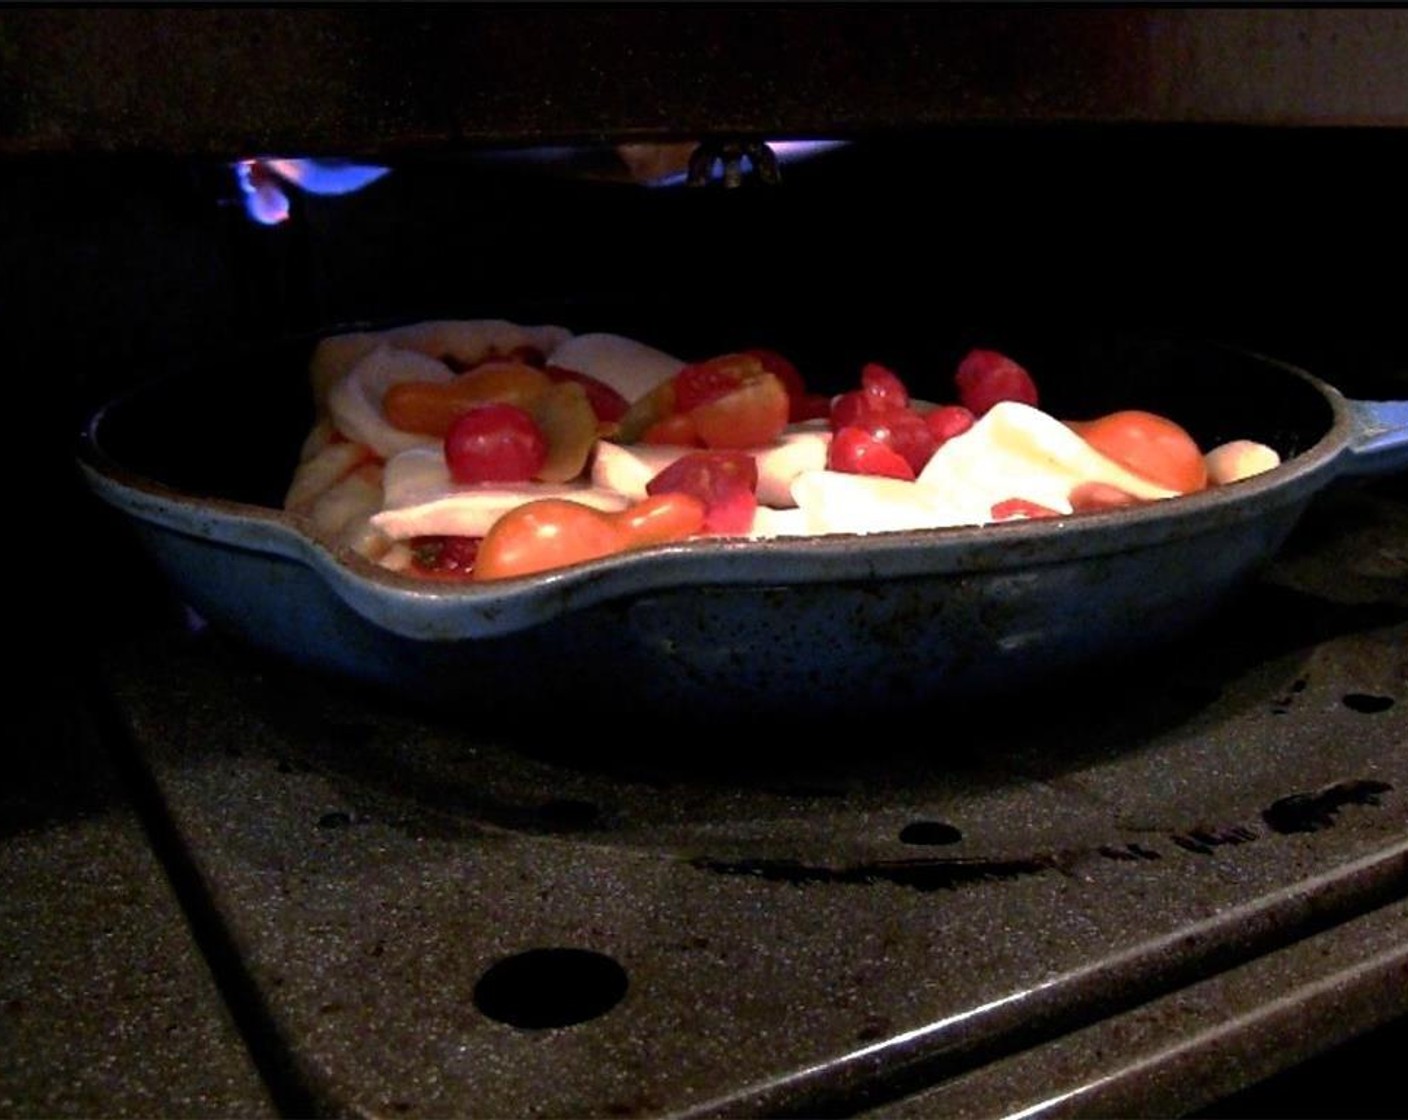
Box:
[916,401,1177,515]
[546,332,686,403]
[590,440,690,501]
[384,319,573,367]
[309,332,383,410]
[372,485,629,541]
[375,449,628,540]
[756,429,830,507]
[790,470,990,535]
[748,505,814,538]
[591,428,832,508]
[381,447,462,509]
[326,345,449,460]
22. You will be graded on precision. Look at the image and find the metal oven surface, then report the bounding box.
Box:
[82,470,1407,1118]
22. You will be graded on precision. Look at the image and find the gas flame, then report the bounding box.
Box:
[234,158,392,225]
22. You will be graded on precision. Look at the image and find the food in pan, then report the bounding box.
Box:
[284,319,1282,581]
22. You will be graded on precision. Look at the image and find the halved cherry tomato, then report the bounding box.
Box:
[1068,481,1144,513]
[646,450,759,535]
[924,404,976,444]
[827,426,915,480]
[746,348,831,423]
[675,354,790,450]
[1067,410,1208,494]
[830,362,911,431]
[990,497,1061,521]
[471,493,707,581]
[640,411,702,447]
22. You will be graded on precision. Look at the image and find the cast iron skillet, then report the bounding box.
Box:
[78,331,1408,720]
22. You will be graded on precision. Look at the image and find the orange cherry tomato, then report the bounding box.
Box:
[1067,410,1209,494]
[676,356,790,450]
[470,493,707,581]
[690,373,789,449]
[640,411,702,447]
[383,361,552,437]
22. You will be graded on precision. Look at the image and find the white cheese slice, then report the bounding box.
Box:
[372,487,629,541]
[790,470,990,535]
[373,448,628,540]
[590,427,832,508]
[916,401,1177,515]
[756,428,830,507]
[590,440,686,502]
[326,345,450,460]
[546,332,686,403]
[748,505,814,538]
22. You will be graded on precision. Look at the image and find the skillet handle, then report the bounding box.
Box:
[1342,399,1408,477]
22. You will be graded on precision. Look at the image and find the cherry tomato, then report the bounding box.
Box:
[826,426,915,480]
[746,348,831,423]
[1068,481,1144,513]
[640,411,703,447]
[990,497,1061,521]
[1068,410,1209,494]
[471,493,706,581]
[924,404,976,444]
[646,450,759,535]
[677,355,790,450]
[830,362,911,432]
[856,408,938,475]
[954,349,1039,416]
[443,403,547,484]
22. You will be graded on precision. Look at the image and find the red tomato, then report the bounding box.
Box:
[1068,481,1143,513]
[990,497,1061,521]
[471,494,706,581]
[924,404,976,444]
[849,408,938,475]
[443,403,547,484]
[676,355,790,450]
[827,426,915,480]
[859,362,910,409]
[954,349,1039,416]
[674,354,764,412]
[646,450,759,535]
[830,362,911,432]
[639,412,702,447]
[746,348,831,423]
[1068,410,1209,494]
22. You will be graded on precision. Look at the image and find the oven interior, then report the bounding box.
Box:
[5,8,1408,1118]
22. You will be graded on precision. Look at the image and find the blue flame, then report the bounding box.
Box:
[235,158,392,225]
